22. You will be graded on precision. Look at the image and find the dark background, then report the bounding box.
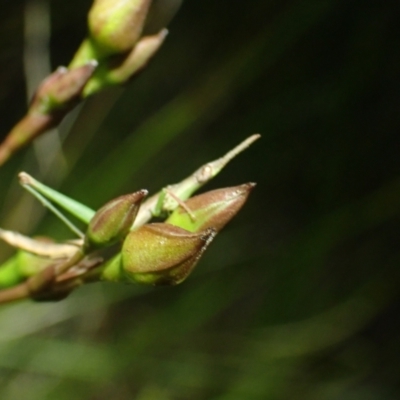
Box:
[0,0,400,398]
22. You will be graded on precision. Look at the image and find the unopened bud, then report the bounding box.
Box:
[121,223,216,285]
[30,62,98,114]
[88,0,153,57]
[166,183,256,233]
[112,29,167,81]
[84,29,167,96]
[85,189,147,250]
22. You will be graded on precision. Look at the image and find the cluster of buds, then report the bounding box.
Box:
[0,0,172,166]
[0,183,255,302]
[72,0,169,96]
[33,0,170,108]
[42,0,169,101]
[0,135,260,303]
[0,0,260,304]
[89,183,255,286]
[0,182,255,299]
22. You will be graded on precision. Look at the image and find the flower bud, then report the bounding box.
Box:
[111,29,167,81]
[85,189,148,250]
[88,0,153,57]
[84,29,167,96]
[30,62,98,114]
[166,183,256,233]
[121,223,216,285]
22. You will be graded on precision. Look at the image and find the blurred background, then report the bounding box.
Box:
[1,0,400,398]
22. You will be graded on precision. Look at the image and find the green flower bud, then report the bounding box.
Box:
[30,62,98,114]
[121,223,216,285]
[85,189,147,250]
[88,0,153,57]
[84,29,167,96]
[166,183,256,233]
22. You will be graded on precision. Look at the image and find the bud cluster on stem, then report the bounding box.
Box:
[99,182,256,286]
[0,0,172,166]
[0,0,260,305]
[0,130,259,303]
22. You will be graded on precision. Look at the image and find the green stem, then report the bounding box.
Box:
[69,38,100,69]
[22,184,85,238]
[0,255,22,288]
[19,172,95,224]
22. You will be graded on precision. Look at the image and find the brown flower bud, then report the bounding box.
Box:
[121,223,215,285]
[30,62,98,114]
[166,183,256,233]
[85,189,147,250]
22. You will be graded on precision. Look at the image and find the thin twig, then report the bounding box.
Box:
[0,282,30,304]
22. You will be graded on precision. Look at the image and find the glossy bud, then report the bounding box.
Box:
[166,183,256,233]
[121,223,216,285]
[88,0,153,57]
[85,189,147,250]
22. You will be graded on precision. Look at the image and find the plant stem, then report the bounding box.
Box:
[0,282,30,304]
